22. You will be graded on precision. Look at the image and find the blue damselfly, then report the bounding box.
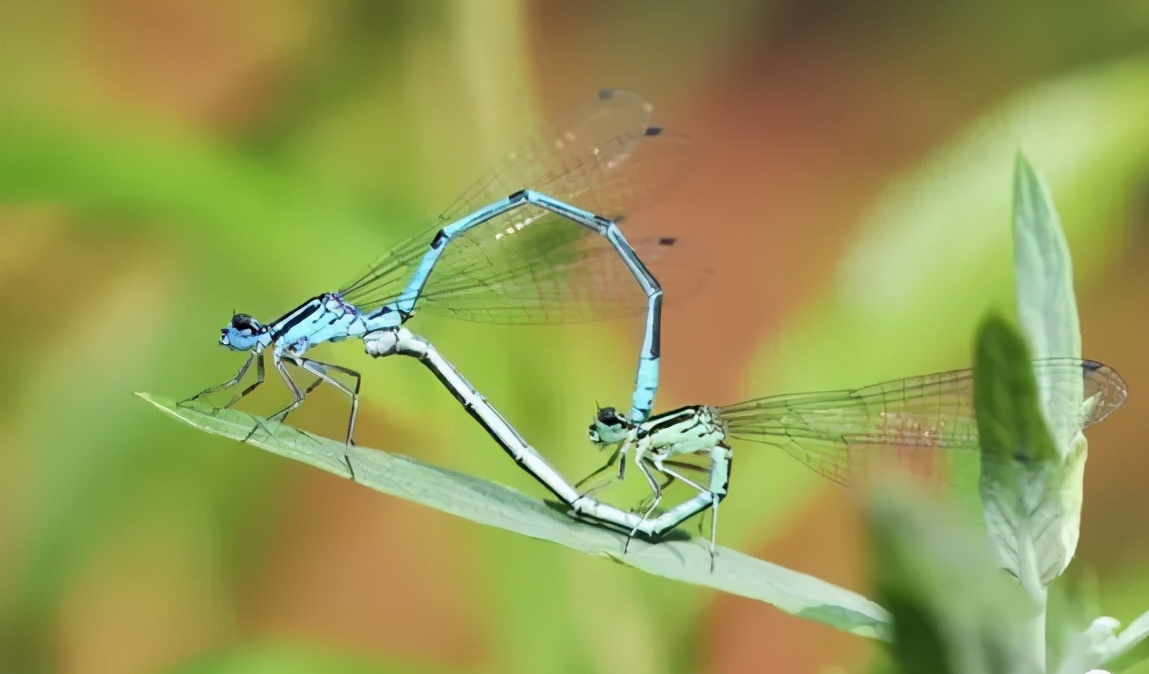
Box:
[184,90,701,478]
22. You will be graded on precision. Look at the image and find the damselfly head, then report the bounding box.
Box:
[588,406,632,445]
[219,313,265,351]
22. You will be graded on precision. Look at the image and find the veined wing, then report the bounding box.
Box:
[418,232,710,324]
[340,88,653,308]
[718,359,1127,488]
[439,88,655,223]
[338,219,442,309]
[340,95,700,319]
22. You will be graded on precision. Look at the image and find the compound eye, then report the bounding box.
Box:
[596,406,620,424]
[231,314,256,332]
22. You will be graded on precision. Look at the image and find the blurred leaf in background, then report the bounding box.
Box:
[2,1,1148,673]
[867,485,1041,674]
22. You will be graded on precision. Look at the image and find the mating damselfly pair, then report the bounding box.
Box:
[179,89,1128,568]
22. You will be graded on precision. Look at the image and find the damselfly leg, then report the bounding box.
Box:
[180,351,283,443]
[179,351,261,407]
[293,358,362,444]
[241,356,304,445]
[292,357,362,480]
[631,473,676,513]
[623,457,665,553]
[574,439,632,496]
[654,458,723,569]
[631,458,712,513]
[239,355,362,480]
[222,354,267,409]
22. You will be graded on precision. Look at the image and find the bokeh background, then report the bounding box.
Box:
[2,1,1148,673]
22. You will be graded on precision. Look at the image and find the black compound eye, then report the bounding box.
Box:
[596,407,620,424]
[231,314,255,331]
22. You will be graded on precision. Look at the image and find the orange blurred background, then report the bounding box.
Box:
[2,2,1147,673]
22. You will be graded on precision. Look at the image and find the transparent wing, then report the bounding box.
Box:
[719,359,1127,488]
[438,88,655,223]
[418,233,709,324]
[339,91,701,321]
[340,88,654,307]
[338,220,442,308]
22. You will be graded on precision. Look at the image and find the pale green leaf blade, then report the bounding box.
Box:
[138,393,891,640]
[1013,152,1081,363]
[1102,608,1149,673]
[869,490,1042,674]
[974,314,1079,588]
[1013,153,1084,453]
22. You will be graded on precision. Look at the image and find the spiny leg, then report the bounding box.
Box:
[616,434,637,481]
[655,462,708,494]
[708,500,720,572]
[242,356,303,444]
[180,352,257,406]
[658,462,720,570]
[265,358,311,424]
[222,353,266,408]
[577,430,639,496]
[575,448,623,496]
[633,472,676,513]
[293,356,362,480]
[634,457,712,516]
[276,373,326,426]
[623,458,663,554]
[185,351,317,438]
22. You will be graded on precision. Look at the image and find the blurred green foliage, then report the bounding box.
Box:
[2,2,1147,673]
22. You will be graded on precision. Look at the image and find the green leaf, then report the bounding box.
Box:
[138,393,891,641]
[1012,152,1081,362]
[1042,571,1149,673]
[735,55,1149,544]
[1012,152,1084,453]
[974,314,1078,589]
[1102,608,1149,673]
[1046,569,1103,673]
[868,490,1041,674]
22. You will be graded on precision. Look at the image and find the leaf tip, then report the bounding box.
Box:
[135,391,163,408]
